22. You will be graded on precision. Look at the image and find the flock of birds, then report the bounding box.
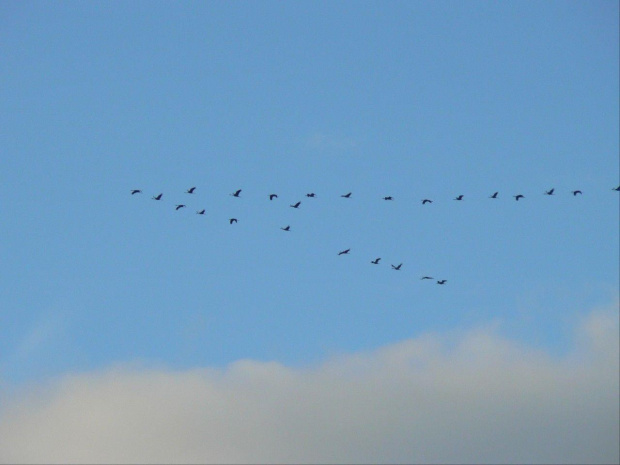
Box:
[131,185,620,285]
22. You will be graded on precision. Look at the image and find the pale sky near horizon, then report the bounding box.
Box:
[1,1,618,463]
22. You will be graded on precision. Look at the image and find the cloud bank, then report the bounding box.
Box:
[0,309,618,464]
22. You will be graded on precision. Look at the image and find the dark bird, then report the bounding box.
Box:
[186,187,196,194]
[152,193,163,200]
[437,280,447,285]
[306,193,316,197]
[454,195,464,201]
[341,192,352,198]
[338,249,351,256]
[269,194,278,200]
[231,189,242,197]
[383,196,393,201]
[196,209,205,215]
[422,199,433,205]
[613,186,620,191]
[572,190,582,196]
[544,188,555,196]
[175,204,186,211]
[130,189,142,195]
[281,225,290,231]
[371,258,381,264]
[290,201,301,208]
[420,276,434,280]
[391,263,402,270]
[229,218,238,224]
[514,194,525,201]
[489,192,498,199]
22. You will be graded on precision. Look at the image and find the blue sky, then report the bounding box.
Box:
[0,2,618,462]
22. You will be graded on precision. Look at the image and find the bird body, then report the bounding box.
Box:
[196,209,205,215]
[229,218,238,224]
[572,190,582,196]
[281,225,290,231]
[131,189,142,195]
[454,195,464,201]
[422,199,433,205]
[613,186,620,191]
[545,188,555,195]
[338,249,351,255]
[306,193,316,197]
[383,196,393,201]
[231,189,242,197]
[290,201,301,208]
[186,187,196,194]
[420,276,433,280]
[341,192,352,198]
[391,263,402,270]
[371,258,381,264]
[489,192,498,199]
[437,280,447,285]
[269,194,278,200]
[175,205,186,210]
[152,193,163,200]
[514,194,524,201]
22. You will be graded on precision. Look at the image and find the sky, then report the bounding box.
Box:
[0,1,618,463]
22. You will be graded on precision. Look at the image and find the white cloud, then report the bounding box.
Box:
[0,308,618,464]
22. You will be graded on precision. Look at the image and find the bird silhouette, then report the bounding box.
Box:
[281,225,290,231]
[152,193,163,200]
[454,195,464,201]
[231,189,242,197]
[290,201,301,208]
[338,249,351,255]
[175,205,186,211]
[229,218,238,224]
[422,199,433,205]
[383,196,393,201]
[186,187,196,194]
[545,188,555,195]
[420,276,434,280]
[572,190,582,196]
[371,258,381,264]
[437,280,447,285]
[131,189,142,195]
[269,194,278,200]
[514,194,525,201]
[341,192,352,198]
[196,209,205,215]
[613,186,620,191]
[391,263,402,270]
[306,193,316,197]
[489,192,498,199]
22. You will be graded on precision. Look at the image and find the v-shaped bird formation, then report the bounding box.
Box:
[131,184,620,285]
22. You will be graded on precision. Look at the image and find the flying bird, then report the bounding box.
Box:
[338,249,351,255]
[269,194,278,200]
[290,201,301,208]
[341,192,352,198]
[231,189,242,197]
[422,199,433,205]
[572,190,582,196]
[437,280,447,285]
[454,195,464,201]
[175,205,186,211]
[281,225,290,231]
[420,276,434,280]
[196,209,205,215]
[613,186,620,191]
[306,193,316,197]
[383,196,393,201]
[152,193,163,200]
[229,218,238,224]
[489,192,498,199]
[514,194,525,201]
[391,263,402,270]
[130,189,142,195]
[371,258,381,264]
[545,188,555,195]
[186,187,196,194]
